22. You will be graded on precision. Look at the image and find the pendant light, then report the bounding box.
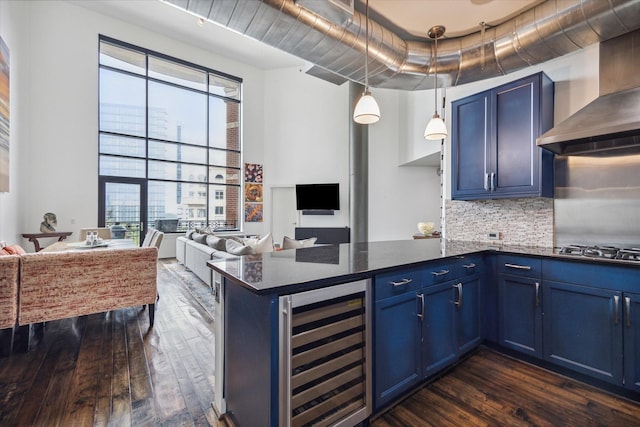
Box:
[353,0,380,124]
[424,25,447,140]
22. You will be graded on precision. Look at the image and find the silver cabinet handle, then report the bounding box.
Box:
[431,269,450,277]
[417,293,425,319]
[490,172,495,191]
[535,282,540,307]
[614,295,620,325]
[625,296,632,328]
[484,173,490,192]
[454,283,463,307]
[463,263,476,269]
[504,263,532,270]
[391,278,413,287]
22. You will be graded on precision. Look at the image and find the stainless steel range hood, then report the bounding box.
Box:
[537,29,640,155]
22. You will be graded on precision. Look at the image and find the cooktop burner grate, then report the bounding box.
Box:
[558,245,640,262]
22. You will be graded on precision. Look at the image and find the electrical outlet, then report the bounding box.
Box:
[487,231,500,240]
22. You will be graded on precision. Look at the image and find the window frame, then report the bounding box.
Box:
[98,36,243,233]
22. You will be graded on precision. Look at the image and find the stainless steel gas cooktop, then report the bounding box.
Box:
[557,245,640,262]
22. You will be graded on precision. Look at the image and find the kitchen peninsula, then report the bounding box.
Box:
[208,239,639,427]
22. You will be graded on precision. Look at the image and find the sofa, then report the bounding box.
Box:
[176,229,289,288]
[176,229,320,289]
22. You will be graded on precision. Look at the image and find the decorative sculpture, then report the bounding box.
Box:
[40,212,57,233]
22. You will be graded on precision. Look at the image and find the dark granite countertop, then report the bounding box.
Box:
[207,239,638,296]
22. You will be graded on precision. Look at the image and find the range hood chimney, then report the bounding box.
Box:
[537,29,640,155]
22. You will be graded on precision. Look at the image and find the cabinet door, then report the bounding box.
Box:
[374,291,421,409]
[451,91,491,200]
[422,282,457,377]
[492,77,540,196]
[499,274,542,358]
[457,275,482,355]
[624,293,640,392]
[543,280,623,385]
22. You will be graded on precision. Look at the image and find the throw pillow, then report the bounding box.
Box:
[282,236,317,250]
[225,239,256,256]
[3,244,26,255]
[196,225,216,235]
[191,232,208,244]
[185,229,196,239]
[243,233,274,254]
[0,248,10,255]
[206,235,227,251]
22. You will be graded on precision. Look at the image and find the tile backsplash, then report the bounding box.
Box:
[444,198,554,247]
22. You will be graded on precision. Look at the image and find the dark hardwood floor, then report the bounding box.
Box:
[0,259,223,426]
[1,259,639,426]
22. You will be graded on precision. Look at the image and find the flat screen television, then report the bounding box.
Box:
[295,183,340,211]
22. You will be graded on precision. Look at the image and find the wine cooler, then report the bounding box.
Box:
[279,279,371,427]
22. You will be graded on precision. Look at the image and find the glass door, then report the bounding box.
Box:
[99,177,147,245]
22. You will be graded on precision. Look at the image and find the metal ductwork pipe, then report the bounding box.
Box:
[164,0,640,90]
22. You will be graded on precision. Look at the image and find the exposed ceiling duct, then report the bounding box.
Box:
[164,0,640,91]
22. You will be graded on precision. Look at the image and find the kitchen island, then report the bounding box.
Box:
[207,239,639,426]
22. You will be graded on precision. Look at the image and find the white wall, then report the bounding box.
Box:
[0,1,25,245]
[262,66,351,234]
[369,89,441,241]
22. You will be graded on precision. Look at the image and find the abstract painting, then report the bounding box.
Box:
[0,36,9,192]
[244,163,264,222]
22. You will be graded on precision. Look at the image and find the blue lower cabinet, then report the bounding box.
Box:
[374,263,483,410]
[542,280,623,386]
[374,290,422,409]
[422,274,482,377]
[624,292,640,392]
[498,274,542,358]
[422,281,458,377]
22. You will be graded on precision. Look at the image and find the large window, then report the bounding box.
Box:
[98,36,242,233]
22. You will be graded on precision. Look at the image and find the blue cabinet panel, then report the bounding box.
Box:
[422,281,458,377]
[451,91,491,198]
[624,292,640,392]
[374,290,421,409]
[543,280,623,385]
[225,281,278,426]
[499,274,542,357]
[457,275,482,355]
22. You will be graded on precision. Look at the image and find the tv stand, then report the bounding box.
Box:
[295,227,350,244]
[301,210,334,216]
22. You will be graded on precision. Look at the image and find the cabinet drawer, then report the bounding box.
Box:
[423,262,458,286]
[375,269,421,301]
[458,257,482,277]
[498,255,541,278]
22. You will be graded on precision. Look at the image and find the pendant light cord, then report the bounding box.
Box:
[364,0,370,92]
[433,32,438,114]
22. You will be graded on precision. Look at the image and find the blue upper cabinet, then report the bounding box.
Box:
[451,72,555,200]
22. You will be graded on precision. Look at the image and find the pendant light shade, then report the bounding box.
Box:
[354,90,381,124]
[424,113,448,140]
[424,25,447,140]
[353,0,380,124]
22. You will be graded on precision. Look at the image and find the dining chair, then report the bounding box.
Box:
[79,227,112,241]
[141,229,157,248]
[142,230,163,304]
